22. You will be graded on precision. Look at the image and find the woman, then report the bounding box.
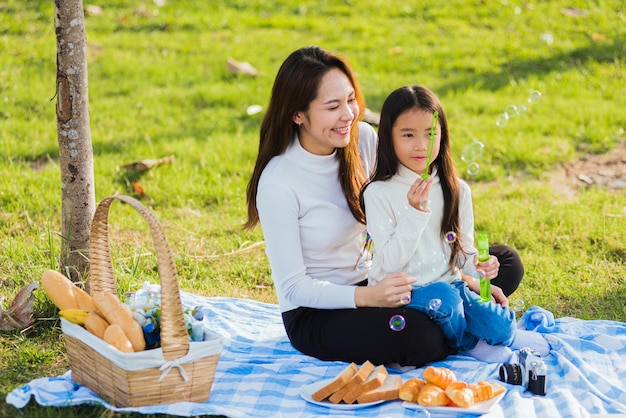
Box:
[245,46,522,366]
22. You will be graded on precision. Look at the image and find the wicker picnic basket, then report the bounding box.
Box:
[62,194,222,407]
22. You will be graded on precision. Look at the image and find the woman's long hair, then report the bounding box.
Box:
[360,85,465,270]
[244,46,367,229]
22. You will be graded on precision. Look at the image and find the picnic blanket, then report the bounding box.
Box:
[6,293,626,417]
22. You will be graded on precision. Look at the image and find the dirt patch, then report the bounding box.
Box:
[549,140,626,197]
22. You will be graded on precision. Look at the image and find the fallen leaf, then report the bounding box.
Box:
[227,58,259,76]
[132,181,145,196]
[122,155,175,173]
[0,282,38,331]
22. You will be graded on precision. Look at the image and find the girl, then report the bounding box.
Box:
[361,85,549,361]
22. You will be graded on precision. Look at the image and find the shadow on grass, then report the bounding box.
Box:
[442,37,626,94]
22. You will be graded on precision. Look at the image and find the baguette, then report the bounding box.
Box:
[84,312,110,339]
[93,291,146,352]
[72,285,96,312]
[343,365,388,404]
[329,360,376,404]
[103,324,134,353]
[356,374,401,404]
[41,269,79,310]
[311,362,358,402]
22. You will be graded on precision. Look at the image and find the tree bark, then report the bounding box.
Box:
[54,0,96,283]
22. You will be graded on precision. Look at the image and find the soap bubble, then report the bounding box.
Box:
[496,113,509,127]
[517,104,528,114]
[428,298,442,312]
[246,104,263,115]
[461,140,485,163]
[528,90,542,104]
[512,298,526,315]
[389,314,406,331]
[467,162,480,176]
[445,231,457,243]
[504,105,518,118]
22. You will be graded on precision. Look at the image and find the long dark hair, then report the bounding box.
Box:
[361,85,465,270]
[244,46,367,229]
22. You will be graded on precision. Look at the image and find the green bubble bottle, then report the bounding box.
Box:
[477,232,491,302]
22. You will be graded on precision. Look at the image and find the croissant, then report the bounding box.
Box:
[445,381,475,408]
[399,377,426,403]
[423,366,456,389]
[417,383,451,407]
[468,381,494,403]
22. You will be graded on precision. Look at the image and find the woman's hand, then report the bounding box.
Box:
[355,272,416,308]
[407,176,433,212]
[475,254,500,279]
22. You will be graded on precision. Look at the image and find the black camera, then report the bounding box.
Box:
[499,347,547,396]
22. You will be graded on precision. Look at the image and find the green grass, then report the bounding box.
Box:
[1,0,626,416]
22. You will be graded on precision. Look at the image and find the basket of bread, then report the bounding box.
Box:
[42,195,222,407]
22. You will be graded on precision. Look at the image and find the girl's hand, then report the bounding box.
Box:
[462,275,508,306]
[407,176,433,212]
[475,254,500,279]
[490,285,508,307]
[355,272,416,308]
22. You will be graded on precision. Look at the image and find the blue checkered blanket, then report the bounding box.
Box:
[6,293,626,417]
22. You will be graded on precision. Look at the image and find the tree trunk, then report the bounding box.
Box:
[54,0,96,283]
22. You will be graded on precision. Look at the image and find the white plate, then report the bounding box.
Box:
[402,390,505,416]
[300,378,386,410]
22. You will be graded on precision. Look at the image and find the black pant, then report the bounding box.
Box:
[282,245,523,367]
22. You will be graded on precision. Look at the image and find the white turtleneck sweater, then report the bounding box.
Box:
[256,122,377,313]
[363,164,479,285]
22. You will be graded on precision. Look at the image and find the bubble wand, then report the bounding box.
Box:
[477,231,491,302]
[421,110,439,179]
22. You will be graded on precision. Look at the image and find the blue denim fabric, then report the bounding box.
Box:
[407,280,516,351]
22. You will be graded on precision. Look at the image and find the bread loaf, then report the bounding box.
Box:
[72,285,96,312]
[41,269,79,310]
[103,324,134,353]
[93,291,146,352]
[84,312,110,339]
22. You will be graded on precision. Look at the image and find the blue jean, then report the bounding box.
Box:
[406,280,516,351]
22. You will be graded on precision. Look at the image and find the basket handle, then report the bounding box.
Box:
[88,195,190,361]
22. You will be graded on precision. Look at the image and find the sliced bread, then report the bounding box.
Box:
[343,365,388,404]
[328,360,376,404]
[311,362,359,402]
[356,374,402,404]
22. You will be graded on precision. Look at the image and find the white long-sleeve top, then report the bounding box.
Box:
[363,164,479,285]
[256,122,378,313]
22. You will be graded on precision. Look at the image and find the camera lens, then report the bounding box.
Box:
[499,363,523,385]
